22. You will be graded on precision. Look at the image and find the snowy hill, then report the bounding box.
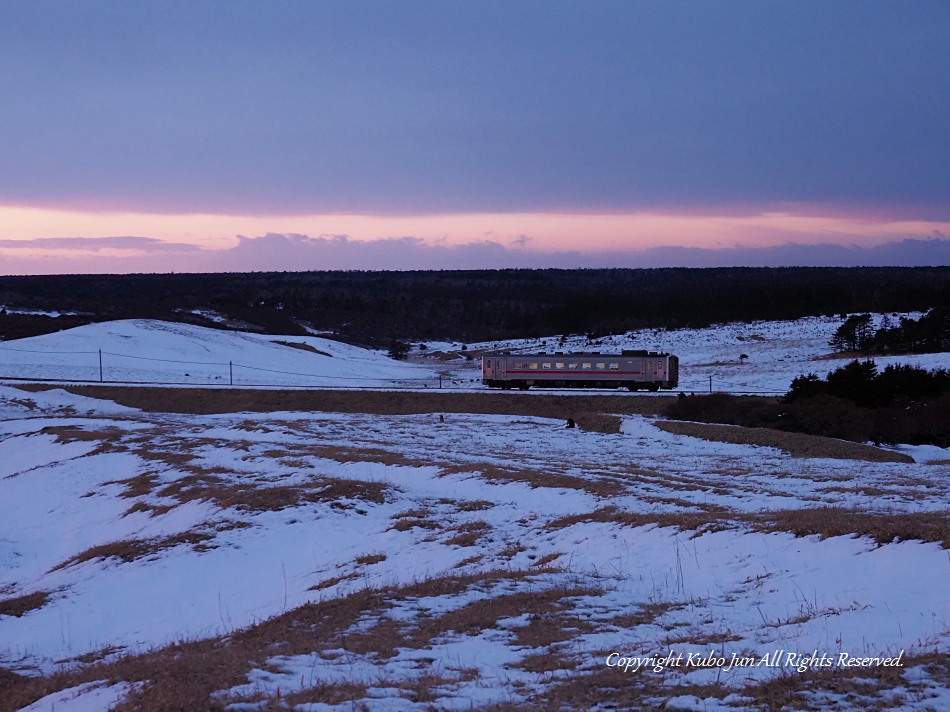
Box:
[0,319,437,388]
[3,315,948,395]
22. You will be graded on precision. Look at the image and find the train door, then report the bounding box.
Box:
[482,357,493,381]
[483,357,506,384]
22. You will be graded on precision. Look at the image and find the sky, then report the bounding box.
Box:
[1,1,949,273]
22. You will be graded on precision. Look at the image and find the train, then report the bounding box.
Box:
[481,350,679,391]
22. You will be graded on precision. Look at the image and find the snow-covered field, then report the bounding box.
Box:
[1,317,949,711]
[0,320,438,388]
[456,313,946,394]
[2,313,946,394]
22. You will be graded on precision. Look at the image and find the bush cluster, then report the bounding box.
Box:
[670,361,950,447]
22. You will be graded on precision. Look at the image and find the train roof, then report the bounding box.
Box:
[487,350,672,357]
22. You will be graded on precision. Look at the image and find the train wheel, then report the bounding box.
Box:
[648,383,660,392]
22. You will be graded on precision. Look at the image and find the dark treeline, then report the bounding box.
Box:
[831,307,950,355]
[671,360,950,446]
[2,267,950,346]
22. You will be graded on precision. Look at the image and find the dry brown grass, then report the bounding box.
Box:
[739,650,947,712]
[390,517,440,532]
[546,506,729,535]
[531,552,563,567]
[441,462,624,497]
[308,573,360,591]
[515,650,579,674]
[116,470,392,514]
[354,552,387,565]
[663,630,744,647]
[3,569,557,712]
[106,472,161,498]
[753,507,950,548]
[0,590,50,618]
[278,681,369,707]
[5,561,944,712]
[0,668,27,695]
[546,505,950,548]
[49,531,217,571]
[655,419,915,463]
[39,424,125,443]
[306,443,423,468]
[605,601,689,629]
[572,411,623,434]
[533,665,726,711]
[333,580,602,663]
[456,499,495,512]
[443,520,491,547]
[499,541,528,559]
[271,340,333,357]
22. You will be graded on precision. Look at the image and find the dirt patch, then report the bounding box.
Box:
[653,420,913,463]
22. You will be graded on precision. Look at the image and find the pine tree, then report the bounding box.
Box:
[829,314,873,352]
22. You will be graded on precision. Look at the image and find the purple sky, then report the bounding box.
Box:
[1,1,948,273]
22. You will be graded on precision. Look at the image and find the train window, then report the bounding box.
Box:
[596,362,605,369]
[568,363,578,370]
[555,362,565,369]
[582,362,592,369]
[542,362,552,369]
[529,362,539,370]
[609,362,619,370]
[513,362,525,368]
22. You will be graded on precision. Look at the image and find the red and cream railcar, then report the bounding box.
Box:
[482,351,679,391]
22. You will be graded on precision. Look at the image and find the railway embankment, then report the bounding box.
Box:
[16,384,681,433]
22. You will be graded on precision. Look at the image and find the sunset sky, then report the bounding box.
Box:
[2,1,949,273]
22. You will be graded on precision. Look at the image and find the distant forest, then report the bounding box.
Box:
[2,267,950,346]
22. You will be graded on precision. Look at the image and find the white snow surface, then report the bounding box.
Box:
[0,319,437,387]
[15,682,139,712]
[1,315,949,711]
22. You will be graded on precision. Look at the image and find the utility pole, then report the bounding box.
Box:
[99,349,103,382]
